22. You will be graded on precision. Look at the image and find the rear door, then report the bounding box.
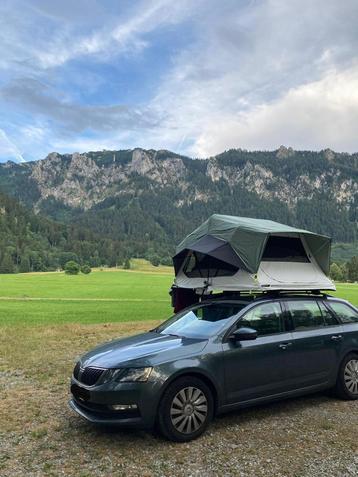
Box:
[282,299,343,390]
[222,301,294,404]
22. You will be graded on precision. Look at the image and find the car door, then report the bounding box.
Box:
[222,301,294,404]
[282,299,344,390]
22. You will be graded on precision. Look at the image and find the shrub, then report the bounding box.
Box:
[330,263,344,282]
[64,260,80,275]
[81,264,92,274]
[123,258,131,270]
[150,255,160,267]
[347,256,358,282]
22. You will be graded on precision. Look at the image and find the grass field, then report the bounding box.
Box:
[0,266,356,326]
[1,267,358,476]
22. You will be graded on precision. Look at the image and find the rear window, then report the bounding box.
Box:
[318,302,339,326]
[328,302,358,324]
[286,300,325,330]
[262,236,309,262]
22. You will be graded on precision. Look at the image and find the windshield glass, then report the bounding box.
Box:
[155,302,247,339]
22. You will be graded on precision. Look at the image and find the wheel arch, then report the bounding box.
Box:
[157,369,220,415]
[341,349,358,362]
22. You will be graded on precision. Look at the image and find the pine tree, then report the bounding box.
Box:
[19,254,31,273]
[0,252,15,273]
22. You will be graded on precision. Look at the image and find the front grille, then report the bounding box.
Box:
[78,367,105,386]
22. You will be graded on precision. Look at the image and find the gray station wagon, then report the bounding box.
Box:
[70,294,358,441]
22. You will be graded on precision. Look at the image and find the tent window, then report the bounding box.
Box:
[183,251,238,278]
[262,236,309,262]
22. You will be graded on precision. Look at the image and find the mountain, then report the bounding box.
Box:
[0,146,356,267]
[0,191,126,272]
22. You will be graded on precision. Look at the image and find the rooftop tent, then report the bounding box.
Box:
[173,214,335,292]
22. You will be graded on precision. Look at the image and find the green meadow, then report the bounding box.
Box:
[0,263,356,326]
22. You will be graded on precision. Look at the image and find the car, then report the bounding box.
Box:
[69,294,358,442]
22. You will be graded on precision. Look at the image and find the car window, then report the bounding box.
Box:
[328,302,358,324]
[286,300,325,331]
[156,303,247,338]
[239,302,283,336]
[318,301,339,326]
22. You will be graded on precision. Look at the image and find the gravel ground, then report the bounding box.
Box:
[1,323,357,477]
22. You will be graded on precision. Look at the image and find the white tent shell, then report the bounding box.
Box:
[174,220,335,292]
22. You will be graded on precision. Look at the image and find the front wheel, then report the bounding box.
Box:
[334,353,358,400]
[157,376,214,442]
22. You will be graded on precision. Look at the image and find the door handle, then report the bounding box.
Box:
[279,342,292,350]
[331,335,343,342]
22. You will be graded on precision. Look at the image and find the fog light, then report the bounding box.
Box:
[110,404,138,411]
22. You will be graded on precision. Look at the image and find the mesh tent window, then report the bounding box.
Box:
[262,236,309,262]
[183,251,238,278]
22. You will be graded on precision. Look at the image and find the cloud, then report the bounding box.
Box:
[1,78,162,133]
[1,0,358,160]
[0,129,25,163]
[0,0,195,72]
[148,0,358,156]
[192,66,358,156]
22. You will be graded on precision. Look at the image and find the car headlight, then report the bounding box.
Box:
[103,367,152,384]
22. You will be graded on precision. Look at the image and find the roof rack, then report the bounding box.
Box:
[264,290,333,298]
[201,289,333,301]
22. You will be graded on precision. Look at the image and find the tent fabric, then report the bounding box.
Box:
[175,215,331,275]
[173,235,245,275]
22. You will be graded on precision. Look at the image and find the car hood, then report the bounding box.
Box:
[80,332,208,368]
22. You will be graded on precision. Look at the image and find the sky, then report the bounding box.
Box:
[1,0,358,162]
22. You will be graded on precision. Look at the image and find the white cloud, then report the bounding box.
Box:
[1,0,358,159]
[191,66,358,156]
[29,0,194,69]
[147,0,358,156]
[0,129,25,163]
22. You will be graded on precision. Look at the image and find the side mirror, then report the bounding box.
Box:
[229,327,258,341]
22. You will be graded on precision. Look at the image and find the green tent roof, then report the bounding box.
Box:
[176,214,331,275]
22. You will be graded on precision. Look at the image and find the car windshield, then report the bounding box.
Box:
[155,302,247,339]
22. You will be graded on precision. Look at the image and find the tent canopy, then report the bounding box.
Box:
[174,214,331,276]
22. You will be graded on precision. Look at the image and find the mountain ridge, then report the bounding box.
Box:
[0,146,356,262]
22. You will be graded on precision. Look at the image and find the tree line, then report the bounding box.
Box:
[0,192,136,273]
[330,257,358,283]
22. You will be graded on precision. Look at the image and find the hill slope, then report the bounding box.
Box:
[0,191,126,272]
[0,146,356,263]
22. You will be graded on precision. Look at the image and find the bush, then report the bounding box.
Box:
[347,256,358,282]
[149,255,160,267]
[330,263,344,281]
[64,260,80,275]
[81,264,92,274]
[123,258,131,270]
[160,256,172,266]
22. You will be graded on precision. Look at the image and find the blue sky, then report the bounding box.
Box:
[1,0,358,162]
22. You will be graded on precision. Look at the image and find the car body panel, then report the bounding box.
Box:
[80,332,208,368]
[69,295,358,430]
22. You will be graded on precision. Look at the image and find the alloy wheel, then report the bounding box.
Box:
[344,359,358,395]
[170,386,208,434]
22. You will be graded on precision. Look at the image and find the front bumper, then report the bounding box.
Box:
[69,399,145,427]
[68,378,160,429]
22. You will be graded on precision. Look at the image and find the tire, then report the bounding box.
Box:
[334,353,358,400]
[157,376,214,442]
